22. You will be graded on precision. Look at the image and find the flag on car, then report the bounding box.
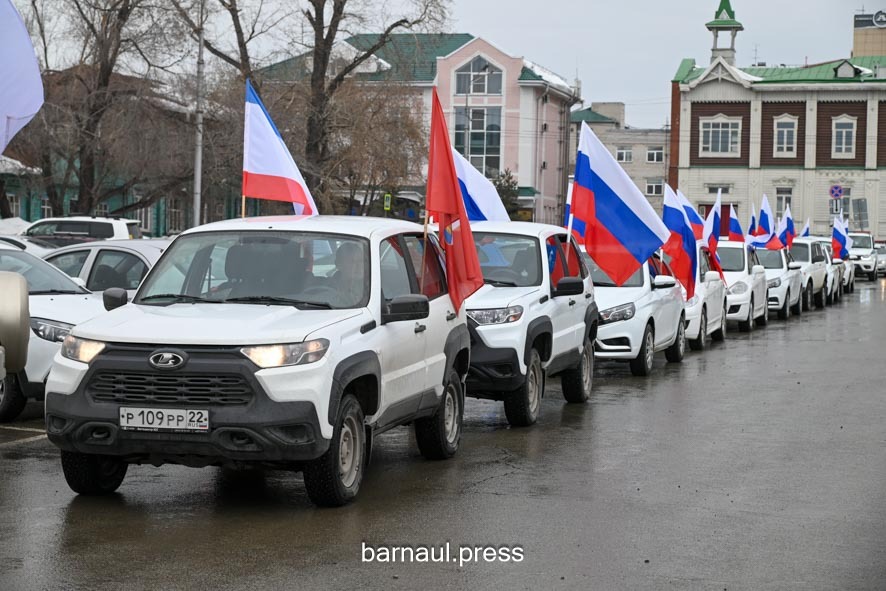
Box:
[777,205,796,248]
[662,186,698,298]
[800,218,810,237]
[746,206,757,242]
[756,194,775,237]
[452,148,509,222]
[677,190,704,239]
[568,122,670,286]
[0,0,44,154]
[702,189,722,255]
[728,204,744,241]
[426,89,483,312]
[832,216,850,260]
[242,80,318,215]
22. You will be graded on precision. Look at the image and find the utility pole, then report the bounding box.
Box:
[192,0,206,227]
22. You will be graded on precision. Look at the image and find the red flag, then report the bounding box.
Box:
[426,88,483,312]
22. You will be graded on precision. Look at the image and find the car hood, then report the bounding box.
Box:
[465,284,541,309]
[29,293,105,325]
[849,248,874,257]
[594,286,647,310]
[764,268,787,281]
[73,303,365,345]
[722,271,749,287]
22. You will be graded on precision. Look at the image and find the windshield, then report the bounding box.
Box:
[585,253,643,288]
[790,243,809,262]
[718,247,745,272]
[136,231,370,309]
[472,232,541,287]
[850,234,873,249]
[755,249,784,269]
[0,249,87,294]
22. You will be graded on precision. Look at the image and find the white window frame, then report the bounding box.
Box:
[773,114,798,158]
[167,197,183,233]
[94,202,110,217]
[645,179,664,197]
[616,146,632,163]
[699,115,742,158]
[40,197,52,218]
[832,115,857,159]
[454,56,503,96]
[646,146,664,163]
[5,193,19,218]
[775,187,792,217]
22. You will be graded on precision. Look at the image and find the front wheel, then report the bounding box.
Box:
[415,370,463,458]
[303,394,366,506]
[791,288,803,316]
[629,323,655,377]
[825,283,834,306]
[778,291,790,320]
[688,308,707,351]
[869,271,877,281]
[664,317,685,363]
[758,295,769,326]
[711,302,727,342]
[561,336,593,403]
[60,451,128,495]
[0,376,27,423]
[739,297,755,332]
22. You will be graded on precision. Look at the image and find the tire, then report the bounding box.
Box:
[303,394,366,506]
[869,271,877,281]
[802,283,812,311]
[561,336,593,403]
[688,308,707,351]
[629,323,655,377]
[758,295,769,326]
[778,291,790,320]
[825,282,833,306]
[415,369,463,459]
[814,286,824,309]
[791,288,802,316]
[664,316,685,363]
[739,297,755,332]
[0,375,27,423]
[504,349,542,426]
[711,301,727,342]
[60,450,128,495]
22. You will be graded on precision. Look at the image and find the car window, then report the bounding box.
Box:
[718,247,744,272]
[46,250,90,278]
[87,250,148,291]
[756,249,784,269]
[746,249,755,273]
[558,235,586,278]
[126,222,142,239]
[545,236,567,286]
[850,234,872,249]
[0,250,86,294]
[585,252,644,287]
[790,243,809,262]
[699,250,711,275]
[379,236,412,301]
[472,232,541,287]
[403,235,446,300]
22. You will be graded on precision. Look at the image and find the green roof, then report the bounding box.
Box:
[570,108,616,124]
[706,0,743,29]
[260,34,474,83]
[673,56,886,85]
[517,186,538,197]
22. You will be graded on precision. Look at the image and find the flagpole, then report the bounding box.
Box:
[421,210,430,295]
[241,194,246,218]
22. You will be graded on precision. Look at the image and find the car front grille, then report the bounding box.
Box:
[86,371,253,406]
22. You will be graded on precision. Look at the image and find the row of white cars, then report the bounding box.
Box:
[0,215,878,506]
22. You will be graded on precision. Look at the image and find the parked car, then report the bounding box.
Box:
[756,248,803,319]
[464,222,597,427]
[847,232,878,281]
[789,238,828,310]
[811,238,843,305]
[842,254,856,293]
[0,243,105,422]
[682,243,727,351]
[591,254,685,376]
[877,244,886,275]
[0,234,56,256]
[719,241,768,331]
[22,216,142,247]
[44,216,470,507]
[44,239,170,297]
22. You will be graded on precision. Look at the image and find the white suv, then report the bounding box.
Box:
[848,232,878,281]
[44,216,470,507]
[23,216,142,247]
[719,241,768,332]
[464,222,596,427]
[789,238,828,310]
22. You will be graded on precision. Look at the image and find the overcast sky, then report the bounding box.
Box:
[451,0,861,128]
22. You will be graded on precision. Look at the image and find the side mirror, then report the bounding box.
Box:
[703,270,721,283]
[103,287,129,311]
[752,265,765,275]
[553,276,583,297]
[71,277,87,288]
[652,275,677,289]
[788,262,803,270]
[382,294,429,324]
[833,257,843,265]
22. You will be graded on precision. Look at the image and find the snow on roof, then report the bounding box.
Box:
[522,59,574,94]
[0,155,38,176]
[0,217,31,235]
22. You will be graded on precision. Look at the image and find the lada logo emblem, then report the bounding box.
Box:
[149,351,186,370]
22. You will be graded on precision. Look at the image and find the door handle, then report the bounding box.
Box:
[568,299,576,306]
[414,323,427,333]
[446,311,457,321]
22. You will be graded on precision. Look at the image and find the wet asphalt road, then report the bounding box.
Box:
[2,281,886,590]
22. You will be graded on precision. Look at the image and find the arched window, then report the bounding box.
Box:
[455,57,502,95]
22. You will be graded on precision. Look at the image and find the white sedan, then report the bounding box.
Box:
[0,244,105,422]
[719,241,769,332]
[683,242,727,351]
[591,255,685,376]
[755,248,803,319]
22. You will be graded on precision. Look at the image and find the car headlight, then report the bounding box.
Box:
[241,339,329,368]
[686,295,699,307]
[767,278,781,289]
[30,318,74,343]
[61,336,106,364]
[861,255,873,261]
[467,306,524,325]
[728,281,748,295]
[599,303,635,325]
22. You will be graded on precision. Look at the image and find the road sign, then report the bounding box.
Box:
[383,193,392,211]
[829,185,843,199]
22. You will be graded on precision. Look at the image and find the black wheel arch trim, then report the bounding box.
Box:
[329,350,381,426]
[583,302,599,342]
[442,323,470,385]
[524,316,553,364]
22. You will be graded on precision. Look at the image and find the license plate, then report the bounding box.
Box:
[119,407,209,432]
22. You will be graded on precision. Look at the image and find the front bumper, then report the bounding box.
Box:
[20,334,61,399]
[44,344,329,466]
[768,282,789,310]
[726,291,752,321]
[684,300,703,340]
[465,323,525,397]
[854,260,876,273]
[595,313,646,360]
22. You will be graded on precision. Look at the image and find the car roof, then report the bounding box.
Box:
[468,221,567,237]
[28,216,137,223]
[0,242,17,251]
[46,238,171,256]
[181,215,423,238]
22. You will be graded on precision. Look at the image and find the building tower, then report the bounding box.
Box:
[706,0,744,65]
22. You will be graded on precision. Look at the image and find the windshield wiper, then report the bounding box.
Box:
[30,289,82,295]
[222,295,332,309]
[484,279,519,287]
[139,293,219,303]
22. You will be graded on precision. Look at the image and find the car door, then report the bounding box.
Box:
[402,233,455,393]
[559,235,591,347]
[748,248,766,316]
[658,258,684,335]
[784,251,801,300]
[87,248,149,295]
[700,250,723,329]
[45,249,94,281]
[545,234,580,360]
[647,259,674,348]
[376,235,428,413]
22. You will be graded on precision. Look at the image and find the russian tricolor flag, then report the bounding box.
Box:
[567,122,670,286]
[746,206,757,242]
[243,80,318,215]
[728,204,743,241]
[777,205,796,248]
[452,148,509,222]
[662,186,698,298]
[755,194,774,237]
[677,190,704,239]
[832,216,850,260]
[702,189,722,255]
[800,218,810,237]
